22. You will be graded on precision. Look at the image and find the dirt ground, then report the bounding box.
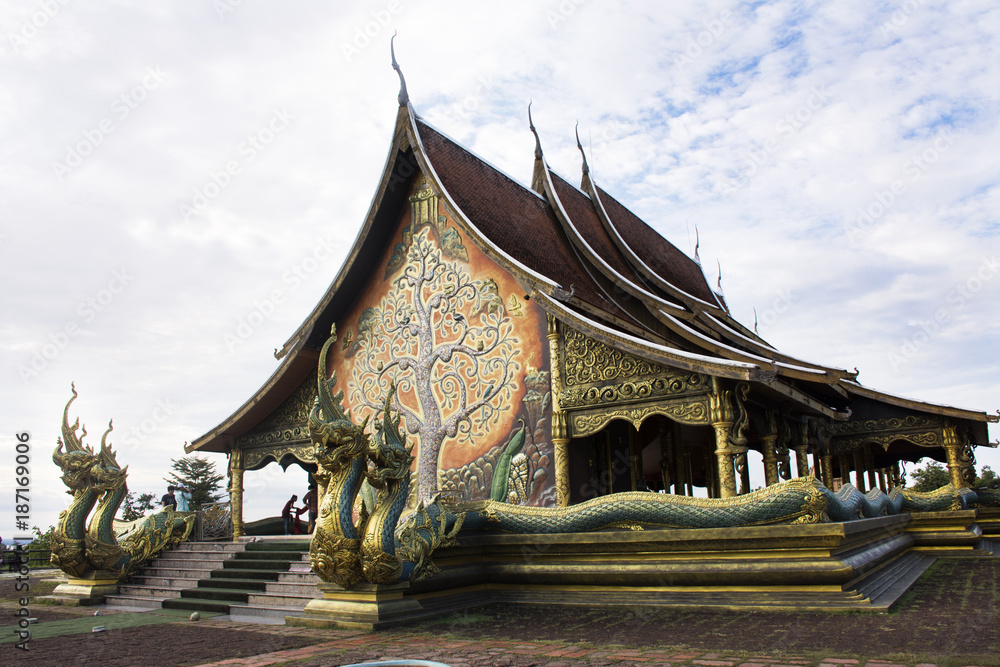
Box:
[1,559,997,666]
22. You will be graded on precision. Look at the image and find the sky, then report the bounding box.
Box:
[2,0,998,541]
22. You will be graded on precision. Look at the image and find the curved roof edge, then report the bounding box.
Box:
[840,380,997,425]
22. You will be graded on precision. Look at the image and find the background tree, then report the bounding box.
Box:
[350,227,521,500]
[121,491,157,521]
[164,455,224,510]
[908,461,997,491]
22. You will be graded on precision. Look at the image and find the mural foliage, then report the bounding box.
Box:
[337,179,553,506]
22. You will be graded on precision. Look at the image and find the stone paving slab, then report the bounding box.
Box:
[179,620,988,667]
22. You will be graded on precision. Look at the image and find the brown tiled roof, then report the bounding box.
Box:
[416,120,640,328]
[595,186,717,305]
[549,172,653,291]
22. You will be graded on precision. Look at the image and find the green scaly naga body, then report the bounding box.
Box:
[308,327,371,589]
[50,386,100,578]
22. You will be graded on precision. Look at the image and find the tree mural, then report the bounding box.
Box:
[349,226,522,500]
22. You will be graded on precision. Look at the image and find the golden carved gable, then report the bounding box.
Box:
[235,376,316,450]
[561,326,666,385]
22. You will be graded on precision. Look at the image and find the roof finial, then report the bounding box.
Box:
[575,122,589,176]
[694,226,701,264]
[528,101,543,160]
[716,259,724,295]
[753,307,759,334]
[390,32,409,107]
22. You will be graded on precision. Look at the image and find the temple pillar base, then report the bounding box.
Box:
[287,581,472,630]
[40,570,120,605]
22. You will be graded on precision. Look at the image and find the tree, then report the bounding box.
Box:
[908,462,950,491]
[909,461,998,491]
[350,227,521,500]
[164,455,224,510]
[121,491,157,521]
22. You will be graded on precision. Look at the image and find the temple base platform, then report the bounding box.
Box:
[287,513,993,628]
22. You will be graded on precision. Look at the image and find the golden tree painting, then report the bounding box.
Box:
[348,225,522,500]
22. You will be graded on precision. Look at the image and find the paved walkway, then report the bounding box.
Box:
[184,620,975,667]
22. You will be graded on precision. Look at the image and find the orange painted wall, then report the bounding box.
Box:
[325,175,554,506]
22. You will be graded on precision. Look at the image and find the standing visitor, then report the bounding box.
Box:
[302,483,318,533]
[176,485,192,512]
[161,486,177,510]
[282,494,298,535]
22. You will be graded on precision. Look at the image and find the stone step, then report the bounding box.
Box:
[233,550,304,561]
[180,587,250,603]
[257,581,321,596]
[104,594,168,609]
[274,572,319,585]
[247,592,321,608]
[127,575,201,589]
[138,565,226,579]
[117,585,184,598]
[197,577,269,592]
[209,568,282,581]
[228,604,306,623]
[223,558,293,570]
[152,551,236,562]
[169,542,245,553]
[163,597,236,614]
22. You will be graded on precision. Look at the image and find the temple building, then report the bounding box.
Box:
[187,71,996,541]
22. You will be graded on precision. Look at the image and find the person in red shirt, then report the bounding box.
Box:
[281,495,298,535]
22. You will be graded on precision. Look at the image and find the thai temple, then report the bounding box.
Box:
[48,48,998,624]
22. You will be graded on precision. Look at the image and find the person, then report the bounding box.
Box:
[161,486,177,510]
[302,483,318,533]
[176,485,192,512]
[281,494,298,535]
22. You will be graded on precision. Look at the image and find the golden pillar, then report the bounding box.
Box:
[853,448,866,492]
[822,453,834,488]
[547,314,571,507]
[674,431,687,496]
[709,378,738,498]
[228,448,245,541]
[865,447,878,491]
[891,462,901,488]
[797,422,813,478]
[761,411,779,487]
[877,468,887,493]
[943,425,965,488]
[658,420,673,494]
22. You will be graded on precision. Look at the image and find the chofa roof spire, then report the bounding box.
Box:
[528,101,543,160]
[390,32,409,107]
[575,122,590,177]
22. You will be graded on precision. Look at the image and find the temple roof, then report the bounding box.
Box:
[188,96,995,455]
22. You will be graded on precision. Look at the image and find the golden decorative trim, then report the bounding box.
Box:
[243,443,316,470]
[235,375,316,448]
[833,431,939,454]
[831,415,940,435]
[570,399,710,437]
[562,326,667,386]
[560,373,709,409]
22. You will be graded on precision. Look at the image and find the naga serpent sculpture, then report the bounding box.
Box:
[308,326,371,589]
[50,384,195,581]
[307,327,992,588]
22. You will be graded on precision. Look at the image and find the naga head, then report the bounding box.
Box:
[52,383,99,492]
[310,326,370,471]
[92,420,128,492]
[367,382,414,489]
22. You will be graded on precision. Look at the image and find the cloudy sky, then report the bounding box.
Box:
[2,0,998,540]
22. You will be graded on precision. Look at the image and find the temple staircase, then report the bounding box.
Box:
[105,538,322,620]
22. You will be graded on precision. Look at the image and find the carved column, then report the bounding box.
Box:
[943,425,965,488]
[839,454,851,488]
[658,420,673,494]
[709,378,738,498]
[853,448,867,492]
[822,453,834,488]
[674,430,687,496]
[891,462,901,489]
[628,428,640,492]
[546,314,571,507]
[761,411,779,487]
[795,422,811,478]
[735,448,751,495]
[877,468,887,493]
[228,448,245,541]
[865,447,878,491]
